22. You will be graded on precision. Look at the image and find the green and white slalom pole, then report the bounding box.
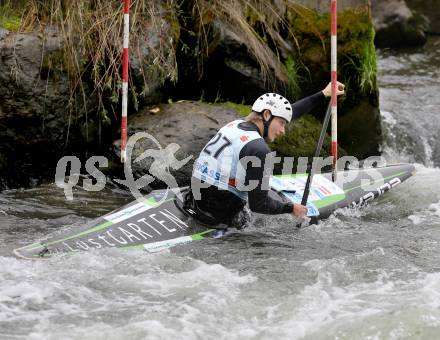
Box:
[331,0,338,181]
[121,0,130,163]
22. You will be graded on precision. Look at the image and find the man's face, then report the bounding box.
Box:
[267,117,287,142]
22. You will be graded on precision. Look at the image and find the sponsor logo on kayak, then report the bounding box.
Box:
[143,236,193,253]
[104,201,153,223]
[351,177,402,208]
[48,207,190,254]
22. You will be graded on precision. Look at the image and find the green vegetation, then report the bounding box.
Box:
[285,5,378,109]
[7,0,179,131]
[270,113,347,160]
[337,10,378,101]
[284,56,304,101]
[2,0,377,156]
[4,0,377,114]
[188,0,292,87]
[187,1,378,112]
[0,16,21,31]
[343,30,377,96]
[0,1,21,31]
[40,49,70,81]
[270,115,332,158]
[215,101,249,117]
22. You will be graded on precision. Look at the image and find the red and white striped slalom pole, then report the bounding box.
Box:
[331,0,338,181]
[121,0,130,163]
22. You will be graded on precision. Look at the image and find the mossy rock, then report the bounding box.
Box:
[214,101,250,117]
[282,6,380,158]
[0,13,20,32]
[40,49,69,81]
[286,7,378,110]
[270,114,346,158]
[337,97,381,158]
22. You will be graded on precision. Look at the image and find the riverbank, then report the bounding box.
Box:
[1,0,438,190]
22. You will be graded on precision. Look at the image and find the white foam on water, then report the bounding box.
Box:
[334,205,367,218]
[428,200,440,217]
[0,250,257,340]
[407,197,440,226]
[408,214,424,225]
[420,272,440,309]
[250,261,440,340]
[2,159,440,339]
[381,110,397,126]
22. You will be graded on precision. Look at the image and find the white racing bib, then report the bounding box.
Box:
[193,120,262,200]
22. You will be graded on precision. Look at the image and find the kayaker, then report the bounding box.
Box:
[185,82,345,229]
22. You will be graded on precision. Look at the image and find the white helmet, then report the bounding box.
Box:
[251,93,292,123]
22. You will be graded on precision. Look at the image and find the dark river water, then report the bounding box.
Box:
[1,37,440,339]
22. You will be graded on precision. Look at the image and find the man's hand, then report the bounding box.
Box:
[322,81,345,97]
[293,203,308,218]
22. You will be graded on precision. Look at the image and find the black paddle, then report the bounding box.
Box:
[300,100,332,208]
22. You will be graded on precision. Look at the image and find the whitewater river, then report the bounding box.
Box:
[1,37,440,339]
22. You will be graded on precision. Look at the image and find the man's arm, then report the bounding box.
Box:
[240,140,293,214]
[291,91,325,120]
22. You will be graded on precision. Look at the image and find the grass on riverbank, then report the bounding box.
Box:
[285,4,378,109]
[2,0,377,156]
[6,0,301,123]
[0,1,21,31]
[214,101,250,117]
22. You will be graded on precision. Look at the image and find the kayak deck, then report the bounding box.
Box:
[14,164,415,259]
